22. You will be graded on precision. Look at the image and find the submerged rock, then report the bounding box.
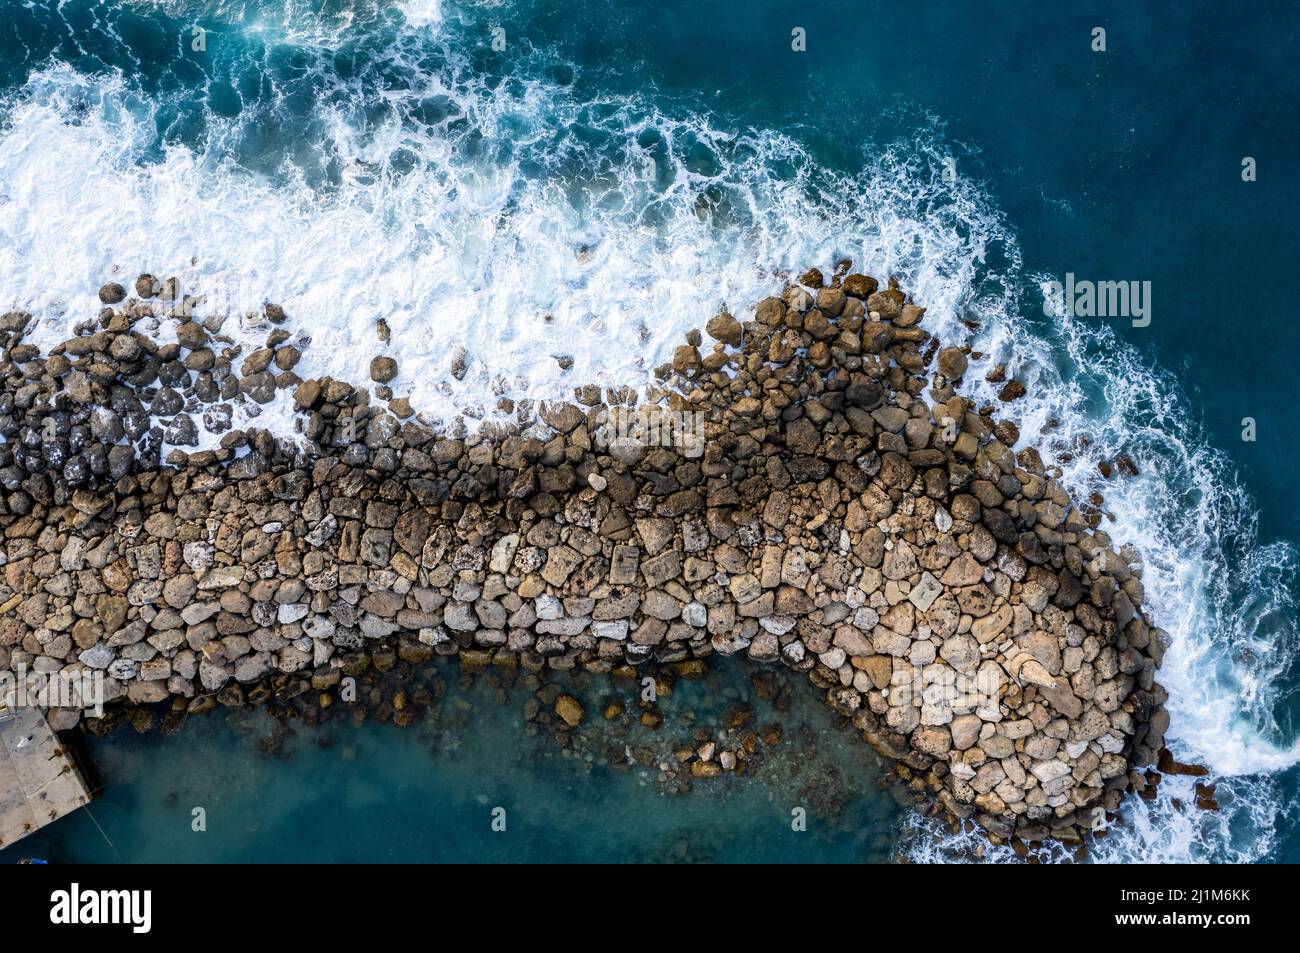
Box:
[555,694,584,728]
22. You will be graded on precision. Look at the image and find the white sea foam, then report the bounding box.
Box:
[117,0,432,46]
[1,2,1295,864]
[0,52,1010,439]
[396,0,444,28]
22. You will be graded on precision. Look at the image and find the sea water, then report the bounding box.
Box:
[0,0,1296,863]
[1,658,907,863]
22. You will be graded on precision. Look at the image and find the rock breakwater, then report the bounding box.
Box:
[0,267,1170,845]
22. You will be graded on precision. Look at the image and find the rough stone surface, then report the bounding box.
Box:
[0,268,1168,846]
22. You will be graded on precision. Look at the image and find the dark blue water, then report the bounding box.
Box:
[1,0,1297,862]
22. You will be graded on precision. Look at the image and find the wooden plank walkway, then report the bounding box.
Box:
[0,707,91,851]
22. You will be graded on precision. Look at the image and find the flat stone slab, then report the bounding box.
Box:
[0,708,91,851]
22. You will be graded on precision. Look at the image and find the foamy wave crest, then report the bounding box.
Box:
[0,45,1014,439]
[900,771,1289,864]
[116,0,430,44]
[397,0,444,28]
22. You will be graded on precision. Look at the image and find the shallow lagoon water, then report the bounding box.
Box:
[2,659,907,864]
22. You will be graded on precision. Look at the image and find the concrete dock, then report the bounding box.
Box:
[0,707,91,851]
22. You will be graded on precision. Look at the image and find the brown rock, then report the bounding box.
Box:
[705,311,742,346]
[98,282,127,304]
[998,379,1026,402]
[370,356,398,383]
[841,274,878,298]
[555,695,584,728]
[937,347,968,379]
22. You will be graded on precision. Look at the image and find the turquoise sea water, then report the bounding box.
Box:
[3,659,906,864]
[0,0,1297,862]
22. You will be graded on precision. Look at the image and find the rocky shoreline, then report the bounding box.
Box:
[0,266,1172,846]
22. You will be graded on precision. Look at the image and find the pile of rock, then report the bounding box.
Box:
[0,280,301,487]
[0,267,1169,845]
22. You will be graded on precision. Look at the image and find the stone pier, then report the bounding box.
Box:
[0,707,91,851]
